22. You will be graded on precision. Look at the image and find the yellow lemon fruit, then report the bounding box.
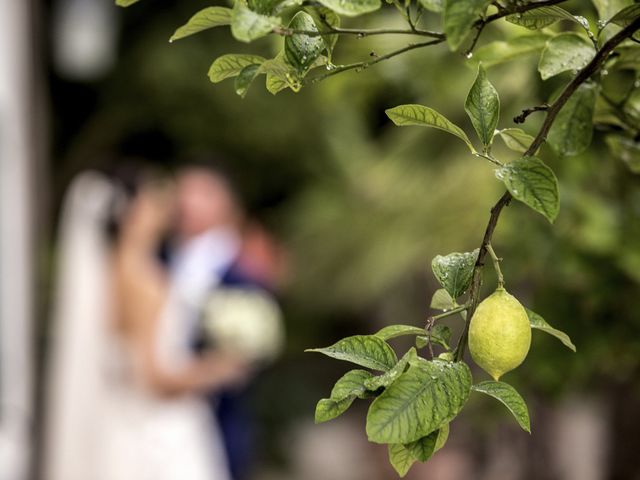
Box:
[468,287,531,380]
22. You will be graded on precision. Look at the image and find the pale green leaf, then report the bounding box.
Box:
[331,369,375,399]
[444,0,491,50]
[418,0,443,12]
[388,444,416,477]
[317,0,381,17]
[498,128,534,153]
[366,359,472,444]
[465,64,500,147]
[472,34,551,68]
[231,1,281,43]
[208,54,266,83]
[506,6,579,30]
[548,83,597,157]
[592,0,633,21]
[375,325,425,341]
[386,104,475,152]
[526,308,576,352]
[170,7,232,42]
[259,54,302,93]
[608,3,640,27]
[306,335,398,371]
[472,381,531,433]
[431,249,478,298]
[430,288,454,311]
[365,348,417,390]
[234,64,261,98]
[315,396,355,423]
[538,33,595,80]
[495,156,559,223]
[115,0,141,6]
[285,11,325,72]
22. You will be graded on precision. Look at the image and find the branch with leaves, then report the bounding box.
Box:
[117,0,640,476]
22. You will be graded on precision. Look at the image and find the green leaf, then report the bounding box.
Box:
[592,0,633,21]
[169,7,232,42]
[317,0,381,17]
[506,5,579,30]
[538,33,595,80]
[431,249,478,298]
[388,444,416,477]
[305,7,341,58]
[430,288,455,311]
[375,325,425,341]
[465,64,500,148]
[285,11,325,73]
[548,83,597,157]
[234,64,261,98]
[430,325,452,349]
[386,104,475,152]
[472,34,551,68]
[366,359,472,444]
[608,3,640,27]
[208,54,267,83]
[497,128,534,153]
[306,335,398,371]
[115,0,141,6]
[249,0,284,15]
[404,425,448,461]
[331,369,375,399]
[418,0,443,12]
[259,54,302,93]
[606,134,640,173]
[526,308,576,352]
[471,381,531,433]
[315,396,356,423]
[444,0,491,51]
[365,348,417,390]
[495,156,559,223]
[231,1,281,43]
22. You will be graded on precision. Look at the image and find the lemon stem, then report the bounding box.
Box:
[486,243,504,288]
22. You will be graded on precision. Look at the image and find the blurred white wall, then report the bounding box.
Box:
[0,0,38,478]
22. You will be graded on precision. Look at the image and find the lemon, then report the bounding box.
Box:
[468,287,531,380]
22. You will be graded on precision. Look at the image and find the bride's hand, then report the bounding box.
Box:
[201,351,253,390]
[121,181,175,248]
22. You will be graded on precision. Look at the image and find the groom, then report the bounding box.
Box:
[171,165,274,480]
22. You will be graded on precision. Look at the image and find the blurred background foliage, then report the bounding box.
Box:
[43,0,640,477]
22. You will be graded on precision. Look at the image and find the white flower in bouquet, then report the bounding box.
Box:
[202,287,285,364]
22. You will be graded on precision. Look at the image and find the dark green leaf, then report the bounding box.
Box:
[526,308,576,352]
[495,156,559,223]
[231,1,281,43]
[506,6,579,30]
[170,7,232,42]
[444,0,491,51]
[548,83,597,157]
[375,324,425,341]
[315,396,355,423]
[386,104,475,152]
[208,54,266,83]
[465,64,500,148]
[305,7,340,58]
[234,64,261,98]
[317,0,381,16]
[429,325,452,350]
[404,425,448,461]
[366,359,472,443]
[472,381,531,432]
[538,33,595,80]
[285,12,326,73]
[592,0,633,21]
[606,135,640,173]
[608,4,640,27]
[431,250,478,298]
[498,128,534,153]
[306,335,398,371]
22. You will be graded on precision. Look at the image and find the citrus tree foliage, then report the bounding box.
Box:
[117,0,640,475]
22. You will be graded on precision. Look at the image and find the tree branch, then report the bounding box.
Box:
[274,26,444,39]
[454,15,640,362]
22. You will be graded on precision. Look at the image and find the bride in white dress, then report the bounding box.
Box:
[44,171,248,480]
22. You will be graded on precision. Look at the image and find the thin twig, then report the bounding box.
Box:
[454,16,640,362]
[274,26,444,39]
[514,104,549,124]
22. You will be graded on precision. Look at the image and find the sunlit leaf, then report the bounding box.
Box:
[231,1,281,43]
[170,7,232,42]
[465,64,500,147]
[208,54,266,83]
[472,381,531,432]
[306,335,398,371]
[495,156,559,223]
[538,33,595,80]
[498,128,534,153]
[375,325,425,341]
[431,250,478,298]
[526,308,576,352]
[317,0,381,17]
[386,104,475,152]
[430,288,455,311]
[366,359,472,443]
[388,444,416,477]
[315,396,355,423]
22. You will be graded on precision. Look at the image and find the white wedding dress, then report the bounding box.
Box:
[44,172,231,480]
